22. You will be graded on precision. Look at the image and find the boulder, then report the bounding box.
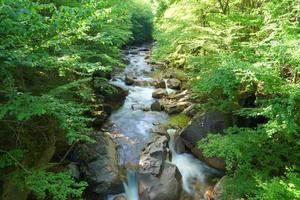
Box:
[151,101,162,111]
[152,89,168,99]
[125,74,135,85]
[179,111,232,170]
[151,124,168,136]
[164,102,191,115]
[71,133,123,196]
[102,84,128,108]
[154,79,166,89]
[167,78,181,90]
[139,135,169,176]
[139,162,182,200]
[138,134,182,200]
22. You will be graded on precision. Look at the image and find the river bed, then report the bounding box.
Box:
[106,45,218,200]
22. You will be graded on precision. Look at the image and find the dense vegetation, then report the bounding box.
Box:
[0,0,153,199]
[152,0,300,199]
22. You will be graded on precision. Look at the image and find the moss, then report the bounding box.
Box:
[168,113,191,128]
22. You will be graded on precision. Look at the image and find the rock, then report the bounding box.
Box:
[174,131,186,154]
[179,111,232,170]
[143,107,151,112]
[139,162,182,200]
[167,78,181,90]
[139,135,169,176]
[154,79,166,89]
[67,162,80,179]
[164,102,191,115]
[151,124,168,136]
[125,74,135,85]
[152,88,168,99]
[90,110,108,128]
[182,104,198,117]
[211,176,227,200]
[151,101,162,111]
[101,84,128,108]
[138,134,182,200]
[113,195,126,200]
[169,90,189,100]
[71,133,123,196]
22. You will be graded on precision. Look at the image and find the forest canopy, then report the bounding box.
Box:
[152,0,300,199]
[0,0,153,199]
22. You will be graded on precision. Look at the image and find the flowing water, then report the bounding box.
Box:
[106,45,218,200]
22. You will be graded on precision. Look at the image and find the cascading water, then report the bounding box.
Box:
[123,170,139,200]
[168,129,219,195]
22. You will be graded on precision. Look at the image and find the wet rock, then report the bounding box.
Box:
[67,162,80,179]
[125,74,135,85]
[151,124,168,136]
[154,79,166,89]
[139,162,182,200]
[174,131,186,154]
[151,100,162,111]
[164,102,191,115]
[143,107,151,112]
[167,78,181,90]
[180,111,232,170]
[113,195,126,200]
[139,135,169,176]
[71,132,123,196]
[152,88,168,99]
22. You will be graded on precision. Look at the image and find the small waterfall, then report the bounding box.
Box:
[168,129,218,194]
[123,170,139,200]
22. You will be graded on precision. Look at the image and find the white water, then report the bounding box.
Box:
[123,170,139,200]
[168,129,219,194]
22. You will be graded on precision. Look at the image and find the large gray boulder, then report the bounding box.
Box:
[139,162,182,200]
[179,111,232,170]
[71,133,123,197]
[138,135,182,200]
[139,135,169,176]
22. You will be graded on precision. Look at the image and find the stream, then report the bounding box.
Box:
[106,44,218,200]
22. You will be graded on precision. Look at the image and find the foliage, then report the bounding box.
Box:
[24,170,87,200]
[153,0,300,199]
[0,0,154,199]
